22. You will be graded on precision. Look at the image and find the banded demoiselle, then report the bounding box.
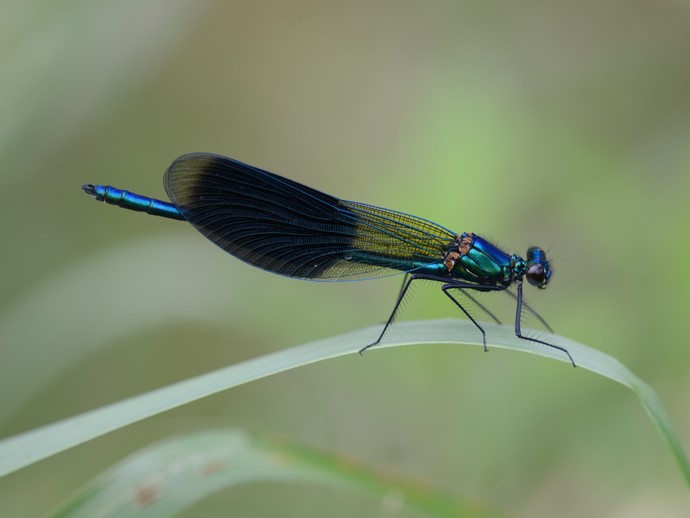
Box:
[83,152,573,366]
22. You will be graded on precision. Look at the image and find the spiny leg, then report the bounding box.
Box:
[442,286,489,351]
[361,274,504,355]
[504,289,553,332]
[459,289,501,325]
[396,273,410,301]
[514,280,575,367]
[360,273,420,354]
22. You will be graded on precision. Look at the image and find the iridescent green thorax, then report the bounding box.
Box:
[443,233,513,286]
[440,233,552,289]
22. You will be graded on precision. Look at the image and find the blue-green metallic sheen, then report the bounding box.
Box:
[82,184,185,221]
[453,234,513,286]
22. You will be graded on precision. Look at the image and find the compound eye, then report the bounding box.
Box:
[526,263,546,287]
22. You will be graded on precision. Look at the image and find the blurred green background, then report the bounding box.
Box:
[1,0,689,516]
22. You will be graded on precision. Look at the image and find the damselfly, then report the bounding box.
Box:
[83,152,573,366]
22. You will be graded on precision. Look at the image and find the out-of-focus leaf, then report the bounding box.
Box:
[49,429,497,518]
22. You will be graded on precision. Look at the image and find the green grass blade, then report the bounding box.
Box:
[0,319,688,489]
[48,429,498,518]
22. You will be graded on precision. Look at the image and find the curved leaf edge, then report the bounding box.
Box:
[0,319,687,491]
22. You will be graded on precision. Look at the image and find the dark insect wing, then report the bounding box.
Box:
[164,153,457,281]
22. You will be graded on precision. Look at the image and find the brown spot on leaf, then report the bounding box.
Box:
[134,482,160,507]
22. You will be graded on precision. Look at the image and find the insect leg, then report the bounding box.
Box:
[459,289,501,325]
[361,273,452,353]
[514,280,575,367]
[504,289,553,332]
[442,285,490,351]
[360,273,421,354]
